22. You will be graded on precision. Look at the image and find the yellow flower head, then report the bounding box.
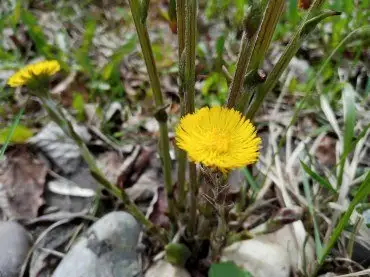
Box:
[176,106,261,172]
[7,60,60,88]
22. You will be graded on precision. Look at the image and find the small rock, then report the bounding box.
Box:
[222,238,290,277]
[363,209,370,225]
[52,211,142,277]
[0,221,32,277]
[318,274,336,277]
[145,260,190,277]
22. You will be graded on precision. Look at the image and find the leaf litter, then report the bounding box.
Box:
[0,145,47,219]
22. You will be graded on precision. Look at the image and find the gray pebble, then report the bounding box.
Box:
[0,221,31,277]
[52,211,142,277]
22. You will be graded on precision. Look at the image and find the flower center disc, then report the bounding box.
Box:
[207,129,230,154]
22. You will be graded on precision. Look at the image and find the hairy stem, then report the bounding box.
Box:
[39,95,168,244]
[128,0,176,226]
[246,0,329,119]
[184,0,198,235]
[226,0,263,108]
[188,162,198,234]
[226,32,252,108]
[176,0,187,212]
[211,206,227,260]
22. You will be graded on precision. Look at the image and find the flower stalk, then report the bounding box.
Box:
[38,92,168,244]
[128,0,176,227]
[226,0,263,108]
[176,0,187,213]
[184,0,198,235]
[245,0,331,119]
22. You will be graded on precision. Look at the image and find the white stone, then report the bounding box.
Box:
[145,261,190,277]
[222,225,315,277]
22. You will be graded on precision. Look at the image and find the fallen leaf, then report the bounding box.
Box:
[98,146,154,189]
[147,187,170,229]
[126,168,161,202]
[315,135,337,167]
[29,122,91,174]
[118,147,154,188]
[0,125,34,144]
[0,146,47,219]
[45,165,99,213]
[47,178,95,198]
[97,151,125,184]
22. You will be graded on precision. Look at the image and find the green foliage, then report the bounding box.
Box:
[72,93,86,122]
[2,1,370,274]
[201,72,228,105]
[165,243,191,267]
[318,171,370,265]
[209,262,253,277]
[302,172,323,256]
[0,124,33,144]
[342,84,356,157]
[205,0,246,26]
[20,8,53,57]
[300,161,336,193]
[20,8,66,67]
[75,17,96,77]
[0,108,25,159]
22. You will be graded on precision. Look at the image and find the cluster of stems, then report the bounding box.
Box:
[33,0,339,267]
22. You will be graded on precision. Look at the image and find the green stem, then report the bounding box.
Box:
[226,32,252,108]
[0,104,25,158]
[184,0,196,114]
[211,206,227,260]
[177,0,186,57]
[39,95,168,244]
[226,0,263,108]
[247,0,285,73]
[128,0,176,226]
[184,0,198,235]
[245,0,329,119]
[176,0,187,212]
[188,162,198,234]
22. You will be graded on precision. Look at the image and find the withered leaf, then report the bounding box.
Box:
[0,146,47,219]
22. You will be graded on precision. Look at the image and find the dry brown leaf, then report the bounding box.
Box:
[0,146,47,219]
[147,187,170,229]
[315,135,337,167]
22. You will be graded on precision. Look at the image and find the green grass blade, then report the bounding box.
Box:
[75,17,97,77]
[318,171,370,265]
[302,173,323,256]
[242,167,260,193]
[300,160,337,193]
[337,83,356,187]
[101,35,137,80]
[0,107,24,159]
[342,83,356,155]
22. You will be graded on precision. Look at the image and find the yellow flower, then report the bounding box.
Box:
[7,60,60,87]
[176,106,261,172]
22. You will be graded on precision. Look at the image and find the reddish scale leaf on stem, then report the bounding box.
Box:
[298,0,312,10]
